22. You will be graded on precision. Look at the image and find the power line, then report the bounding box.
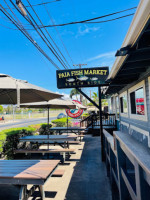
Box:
[85,13,134,24]
[24,0,70,69]
[39,6,137,28]
[10,0,69,69]
[4,0,60,10]
[42,0,74,65]
[1,5,136,28]
[0,4,60,70]
[0,12,135,30]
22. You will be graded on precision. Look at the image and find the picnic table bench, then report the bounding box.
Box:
[20,135,78,149]
[0,160,59,200]
[14,148,75,163]
[50,127,85,135]
[52,169,65,177]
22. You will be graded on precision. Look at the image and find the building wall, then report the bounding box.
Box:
[110,69,150,148]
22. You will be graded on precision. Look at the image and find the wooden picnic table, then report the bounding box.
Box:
[20,135,78,148]
[50,127,85,135]
[0,160,59,200]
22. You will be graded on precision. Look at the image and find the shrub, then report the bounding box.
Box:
[28,124,41,131]
[51,117,72,127]
[1,127,36,159]
[39,123,52,135]
[82,113,89,117]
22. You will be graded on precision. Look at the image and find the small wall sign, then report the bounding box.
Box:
[66,100,83,118]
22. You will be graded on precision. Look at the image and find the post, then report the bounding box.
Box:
[48,107,50,125]
[13,106,15,121]
[47,107,50,150]
[98,86,105,161]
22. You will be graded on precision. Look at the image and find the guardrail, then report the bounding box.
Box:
[80,113,116,129]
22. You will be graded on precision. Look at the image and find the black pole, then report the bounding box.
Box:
[98,86,105,161]
[48,106,49,150]
[48,107,50,125]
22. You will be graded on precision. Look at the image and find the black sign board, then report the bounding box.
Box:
[57,67,109,89]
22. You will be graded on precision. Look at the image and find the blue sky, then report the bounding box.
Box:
[0,0,140,97]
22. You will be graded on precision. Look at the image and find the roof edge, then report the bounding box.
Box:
[107,0,150,80]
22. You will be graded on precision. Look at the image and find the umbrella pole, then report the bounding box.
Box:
[48,107,49,150]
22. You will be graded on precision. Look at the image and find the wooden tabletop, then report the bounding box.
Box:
[20,135,77,142]
[50,127,85,130]
[0,160,59,182]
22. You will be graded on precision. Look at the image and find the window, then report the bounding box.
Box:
[120,94,127,114]
[130,87,145,115]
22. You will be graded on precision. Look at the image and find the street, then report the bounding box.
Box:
[0,117,56,131]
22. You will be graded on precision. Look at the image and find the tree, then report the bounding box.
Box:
[70,88,80,101]
[5,105,13,114]
[91,92,108,106]
[0,105,3,113]
[92,92,98,104]
[102,99,108,106]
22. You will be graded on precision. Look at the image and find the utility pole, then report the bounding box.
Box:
[73,64,87,68]
[73,64,87,103]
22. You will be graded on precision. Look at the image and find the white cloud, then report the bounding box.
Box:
[76,25,100,38]
[55,92,71,100]
[86,51,116,62]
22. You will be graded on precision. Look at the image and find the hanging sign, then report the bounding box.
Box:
[66,100,83,118]
[57,67,109,89]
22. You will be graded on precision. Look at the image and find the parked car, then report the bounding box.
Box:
[57,113,66,119]
[0,116,4,121]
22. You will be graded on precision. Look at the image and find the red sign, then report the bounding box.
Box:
[136,98,144,115]
[66,100,83,118]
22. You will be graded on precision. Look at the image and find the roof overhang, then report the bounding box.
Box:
[106,0,150,95]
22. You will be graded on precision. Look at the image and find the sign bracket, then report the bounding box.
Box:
[76,88,99,109]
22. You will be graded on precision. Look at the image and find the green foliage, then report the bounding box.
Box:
[4,105,13,114]
[92,92,98,104]
[39,123,52,135]
[51,117,72,127]
[70,88,80,100]
[82,113,89,117]
[0,127,36,159]
[87,102,94,106]
[0,105,3,113]
[28,123,44,131]
[102,99,108,106]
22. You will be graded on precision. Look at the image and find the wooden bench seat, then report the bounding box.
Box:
[52,169,65,177]
[14,149,75,163]
[68,141,80,144]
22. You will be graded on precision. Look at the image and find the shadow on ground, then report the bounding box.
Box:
[65,135,112,200]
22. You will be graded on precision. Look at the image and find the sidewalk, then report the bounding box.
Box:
[30,135,112,200]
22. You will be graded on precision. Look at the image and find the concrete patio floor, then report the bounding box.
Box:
[30,135,112,200]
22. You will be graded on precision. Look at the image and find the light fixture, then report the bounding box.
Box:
[115,46,131,56]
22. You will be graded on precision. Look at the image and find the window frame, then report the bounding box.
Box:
[119,91,128,117]
[128,80,147,121]
[115,95,120,120]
